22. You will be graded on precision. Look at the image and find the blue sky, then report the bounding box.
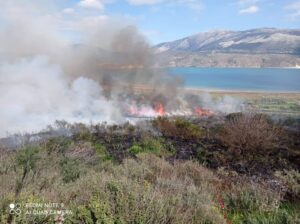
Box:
[64,0,300,44]
[1,0,300,44]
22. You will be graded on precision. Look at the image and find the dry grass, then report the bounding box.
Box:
[0,147,226,224]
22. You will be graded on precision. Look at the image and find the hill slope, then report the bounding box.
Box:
[155,28,300,67]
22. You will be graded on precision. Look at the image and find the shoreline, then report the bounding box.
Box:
[183,87,300,94]
[163,66,300,70]
[130,84,300,95]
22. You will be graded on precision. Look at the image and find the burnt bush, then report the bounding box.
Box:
[217,113,283,159]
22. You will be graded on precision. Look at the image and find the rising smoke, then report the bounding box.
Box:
[0,0,183,136]
[0,1,243,137]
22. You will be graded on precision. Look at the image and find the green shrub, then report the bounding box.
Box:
[153,117,204,140]
[60,158,80,183]
[195,147,211,164]
[64,155,225,224]
[139,137,165,155]
[128,138,171,157]
[15,146,40,195]
[128,145,143,155]
[94,143,112,161]
[230,204,300,224]
[45,137,72,154]
[223,180,285,224]
[71,123,94,141]
[16,146,40,171]
[224,185,281,213]
[275,170,300,198]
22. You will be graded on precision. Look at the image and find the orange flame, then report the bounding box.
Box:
[154,102,165,116]
[194,107,214,116]
[128,105,139,116]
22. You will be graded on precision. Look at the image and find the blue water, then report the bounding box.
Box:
[168,67,300,92]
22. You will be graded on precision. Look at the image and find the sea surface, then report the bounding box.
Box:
[168,67,300,92]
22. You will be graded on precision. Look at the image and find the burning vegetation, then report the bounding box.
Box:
[0,5,244,136]
[1,2,299,224]
[126,99,215,118]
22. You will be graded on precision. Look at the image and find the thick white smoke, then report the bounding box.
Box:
[200,93,245,114]
[0,1,243,137]
[0,57,121,136]
[0,1,170,137]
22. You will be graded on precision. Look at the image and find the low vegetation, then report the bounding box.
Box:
[218,113,282,158]
[0,113,299,223]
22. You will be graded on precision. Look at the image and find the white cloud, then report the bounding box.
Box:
[127,0,163,5]
[176,0,203,11]
[237,0,259,6]
[62,8,74,14]
[285,1,300,20]
[237,0,260,15]
[78,0,104,10]
[239,5,259,14]
[71,15,108,32]
[127,0,203,10]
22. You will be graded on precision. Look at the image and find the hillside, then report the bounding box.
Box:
[1,115,300,223]
[155,28,300,67]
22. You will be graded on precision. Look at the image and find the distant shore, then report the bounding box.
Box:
[183,87,300,100]
[129,83,300,96]
[183,87,300,94]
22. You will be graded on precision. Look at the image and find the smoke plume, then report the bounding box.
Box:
[0,1,243,137]
[0,0,183,136]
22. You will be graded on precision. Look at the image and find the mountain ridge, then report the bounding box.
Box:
[154,28,300,67]
[155,28,300,54]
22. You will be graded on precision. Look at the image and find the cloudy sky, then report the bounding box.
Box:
[1,0,300,44]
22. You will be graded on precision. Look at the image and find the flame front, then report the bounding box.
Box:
[154,102,165,116]
[126,101,214,118]
[127,102,165,117]
[194,107,214,116]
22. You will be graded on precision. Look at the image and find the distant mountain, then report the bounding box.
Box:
[154,28,300,67]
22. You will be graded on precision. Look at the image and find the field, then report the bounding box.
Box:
[1,112,299,223]
[188,89,300,115]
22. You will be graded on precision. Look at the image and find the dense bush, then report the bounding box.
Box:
[15,146,40,195]
[218,174,300,224]
[217,113,282,158]
[275,169,300,199]
[60,158,81,183]
[128,144,143,155]
[94,143,112,161]
[128,137,172,157]
[0,150,226,224]
[153,117,204,140]
[45,137,72,154]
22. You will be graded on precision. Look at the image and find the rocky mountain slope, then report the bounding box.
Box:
[155,28,300,67]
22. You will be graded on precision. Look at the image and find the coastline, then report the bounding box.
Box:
[183,87,300,94]
[165,66,300,69]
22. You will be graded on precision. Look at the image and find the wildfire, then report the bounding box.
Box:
[126,102,214,118]
[194,107,214,116]
[154,102,165,116]
[127,102,165,117]
[128,105,139,116]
